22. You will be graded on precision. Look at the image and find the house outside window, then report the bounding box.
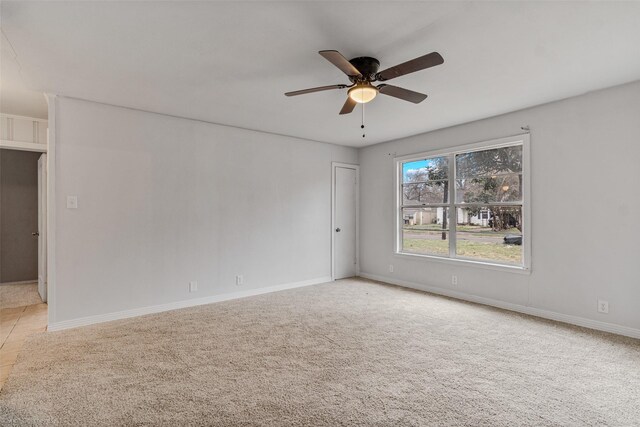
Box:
[396,134,530,270]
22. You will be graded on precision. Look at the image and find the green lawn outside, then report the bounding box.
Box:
[403,237,449,256]
[405,224,521,237]
[402,233,522,264]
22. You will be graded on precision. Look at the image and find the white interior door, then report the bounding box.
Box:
[333,165,357,279]
[37,153,47,302]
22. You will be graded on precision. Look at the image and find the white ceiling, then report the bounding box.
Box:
[0,30,48,119]
[1,1,640,146]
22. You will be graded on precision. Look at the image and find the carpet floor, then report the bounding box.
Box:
[0,283,42,310]
[0,278,639,426]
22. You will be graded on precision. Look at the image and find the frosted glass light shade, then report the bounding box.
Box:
[348,84,378,103]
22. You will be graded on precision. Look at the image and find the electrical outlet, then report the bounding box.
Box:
[189,281,198,292]
[597,300,609,314]
[66,196,78,209]
[451,275,458,286]
[236,275,243,286]
[389,264,394,273]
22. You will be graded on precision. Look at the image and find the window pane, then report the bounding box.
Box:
[401,208,449,256]
[455,206,522,265]
[403,182,448,205]
[456,145,522,179]
[455,174,522,204]
[402,156,449,183]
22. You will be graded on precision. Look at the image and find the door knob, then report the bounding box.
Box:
[32,231,39,237]
[335,228,341,232]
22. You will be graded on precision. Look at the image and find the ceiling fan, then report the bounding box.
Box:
[285,50,444,114]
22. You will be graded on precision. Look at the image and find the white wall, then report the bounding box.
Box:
[359,80,640,335]
[51,97,357,324]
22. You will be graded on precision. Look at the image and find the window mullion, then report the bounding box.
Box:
[397,161,403,253]
[448,153,456,258]
[401,204,450,209]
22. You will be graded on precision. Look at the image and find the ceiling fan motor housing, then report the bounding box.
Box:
[348,57,380,81]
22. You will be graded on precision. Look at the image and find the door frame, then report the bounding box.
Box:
[37,153,48,302]
[0,125,48,302]
[331,162,360,280]
[0,140,47,153]
[45,94,56,326]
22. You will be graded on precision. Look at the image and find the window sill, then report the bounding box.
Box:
[394,251,531,275]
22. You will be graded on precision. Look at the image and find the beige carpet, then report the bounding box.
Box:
[1,278,639,426]
[0,283,42,310]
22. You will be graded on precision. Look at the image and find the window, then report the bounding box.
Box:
[396,135,530,270]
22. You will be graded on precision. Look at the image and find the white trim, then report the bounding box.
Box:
[0,139,47,152]
[45,94,57,326]
[0,280,38,286]
[331,162,360,280]
[37,153,48,302]
[48,276,331,331]
[395,133,529,162]
[395,133,530,271]
[393,251,531,274]
[0,113,48,123]
[359,272,640,340]
[521,133,532,271]
[33,121,40,143]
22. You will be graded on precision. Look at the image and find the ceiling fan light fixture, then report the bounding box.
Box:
[348,84,378,104]
[285,50,443,115]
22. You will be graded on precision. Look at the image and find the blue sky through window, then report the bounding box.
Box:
[403,159,429,181]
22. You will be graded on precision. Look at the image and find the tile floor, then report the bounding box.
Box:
[0,303,48,390]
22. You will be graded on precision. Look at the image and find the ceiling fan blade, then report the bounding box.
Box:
[376,52,444,82]
[285,84,347,97]
[339,97,357,115]
[378,84,428,104]
[319,50,362,77]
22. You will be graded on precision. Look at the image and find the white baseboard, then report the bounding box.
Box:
[48,276,331,331]
[0,280,38,286]
[358,272,640,340]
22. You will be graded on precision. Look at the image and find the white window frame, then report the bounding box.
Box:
[394,133,531,273]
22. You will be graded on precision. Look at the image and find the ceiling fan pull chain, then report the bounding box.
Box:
[361,102,365,138]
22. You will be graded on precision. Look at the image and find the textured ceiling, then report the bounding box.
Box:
[0,31,48,119]
[2,1,640,145]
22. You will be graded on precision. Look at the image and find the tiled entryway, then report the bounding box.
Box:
[0,303,47,390]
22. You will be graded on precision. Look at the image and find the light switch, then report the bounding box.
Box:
[67,196,78,209]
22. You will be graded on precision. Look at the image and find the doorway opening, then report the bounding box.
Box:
[0,114,49,390]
